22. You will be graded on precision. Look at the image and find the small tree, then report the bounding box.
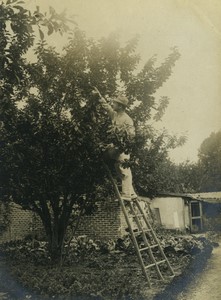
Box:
[1,1,183,260]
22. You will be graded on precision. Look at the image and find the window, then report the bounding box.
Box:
[191,202,200,217]
[190,201,203,232]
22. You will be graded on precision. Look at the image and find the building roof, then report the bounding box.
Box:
[157,192,198,200]
[155,192,221,203]
[190,192,221,204]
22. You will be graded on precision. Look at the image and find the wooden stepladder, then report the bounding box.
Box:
[104,164,175,286]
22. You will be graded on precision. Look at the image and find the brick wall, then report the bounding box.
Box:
[0,198,152,243]
[0,203,32,242]
[75,197,152,240]
[0,201,124,243]
[75,200,124,240]
[0,203,43,243]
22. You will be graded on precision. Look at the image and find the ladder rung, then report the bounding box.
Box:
[139,244,159,251]
[133,214,143,218]
[134,229,151,235]
[145,260,166,269]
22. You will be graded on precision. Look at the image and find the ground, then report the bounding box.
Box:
[177,238,221,300]
[0,233,216,300]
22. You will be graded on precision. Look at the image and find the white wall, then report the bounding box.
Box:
[150,197,188,230]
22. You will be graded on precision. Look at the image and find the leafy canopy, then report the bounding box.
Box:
[0,1,183,257]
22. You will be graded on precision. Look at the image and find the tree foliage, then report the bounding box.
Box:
[153,159,202,194]
[132,129,188,196]
[0,0,77,258]
[0,1,183,259]
[198,131,221,192]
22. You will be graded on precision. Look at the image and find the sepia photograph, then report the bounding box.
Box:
[0,0,221,299]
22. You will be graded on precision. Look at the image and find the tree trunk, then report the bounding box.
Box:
[48,215,71,262]
[38,199,73,262]
[48,221,64,262]
[49,235,63,262]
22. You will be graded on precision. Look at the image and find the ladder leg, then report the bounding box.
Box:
[135,199,175,276]
[103,164,151,286]
[128,201,164,281]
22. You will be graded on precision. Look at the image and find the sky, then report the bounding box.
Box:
[26,0,221,163]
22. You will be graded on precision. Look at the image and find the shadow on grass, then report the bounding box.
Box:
[0,259,26,299]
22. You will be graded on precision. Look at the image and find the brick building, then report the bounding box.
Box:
[0,198,151,243]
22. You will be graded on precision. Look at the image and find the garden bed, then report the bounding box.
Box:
[0,232,214,300]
